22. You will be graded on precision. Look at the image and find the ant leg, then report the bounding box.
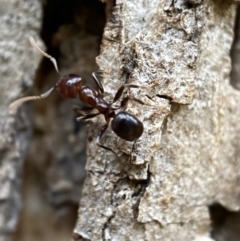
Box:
[92,72,104,95]
[73,105,94,115]
[129,141,137,162]
[120,96,145,109]
[96,124,120,159]
[76,112,100,122]
[113,84,139,103]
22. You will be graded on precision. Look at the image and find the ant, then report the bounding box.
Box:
[9,37,144,158]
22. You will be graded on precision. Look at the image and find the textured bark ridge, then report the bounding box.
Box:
[0,1,42,241]
[74,0,238,241]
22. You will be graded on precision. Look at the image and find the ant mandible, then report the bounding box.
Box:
[9,37,144,158]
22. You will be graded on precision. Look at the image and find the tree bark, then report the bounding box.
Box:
[1,0,239,241]
[74,0,239,241]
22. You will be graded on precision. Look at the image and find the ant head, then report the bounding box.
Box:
[56,74,82,99]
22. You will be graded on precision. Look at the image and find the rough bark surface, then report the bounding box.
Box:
[0,1,42,241]
[74,0,239,241]
[1,0,240,241]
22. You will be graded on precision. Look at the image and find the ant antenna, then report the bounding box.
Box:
[9,86,55,110]
[29,37,60,75]
[9,37,61,111]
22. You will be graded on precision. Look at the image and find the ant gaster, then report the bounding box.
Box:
[9,37,144,158]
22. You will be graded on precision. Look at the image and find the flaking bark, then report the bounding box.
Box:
[74,0,239,241]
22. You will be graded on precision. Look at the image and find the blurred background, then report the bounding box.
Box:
[14,1,107,240]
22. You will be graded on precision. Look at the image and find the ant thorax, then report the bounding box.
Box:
[79,86,109,112]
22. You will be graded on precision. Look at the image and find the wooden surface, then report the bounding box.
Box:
[74,0,239,241]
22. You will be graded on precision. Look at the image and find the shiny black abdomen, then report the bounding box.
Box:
[111,111,143,141]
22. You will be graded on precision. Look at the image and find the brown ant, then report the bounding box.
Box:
[9,37,144,158]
